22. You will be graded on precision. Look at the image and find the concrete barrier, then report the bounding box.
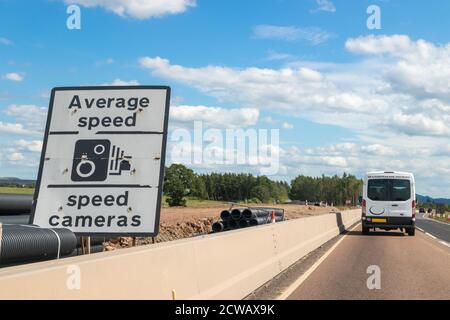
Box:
[0,209,360,299]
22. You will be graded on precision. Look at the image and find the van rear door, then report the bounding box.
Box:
[387,179,412,218]
[366,179,390,221]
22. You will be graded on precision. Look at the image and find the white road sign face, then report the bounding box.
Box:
[31,86,170,236]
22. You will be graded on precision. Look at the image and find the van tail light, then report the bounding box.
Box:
[412,200,416,209]
[412,200,416,221]
[362,199,366,217]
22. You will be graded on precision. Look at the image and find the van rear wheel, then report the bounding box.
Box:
[362,226,370,235]
[407,228,415,236]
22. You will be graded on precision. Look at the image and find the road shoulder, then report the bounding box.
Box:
[245,222,360,300]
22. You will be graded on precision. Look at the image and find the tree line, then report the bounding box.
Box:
[289,173,363,206]
[163,164,363,207]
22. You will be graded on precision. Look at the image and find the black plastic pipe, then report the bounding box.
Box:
[243,207,285,220]
[0,224,77,266]
[227,220,239,229]
[242,208,270,219]
[220,210,231,221]
[0,193,33,215]
[260,208,285,218]
[212,221,226,233]
[249,217,269,227]
[231,208,243,220]
[69,244,104,256]
[0,215,30,225]
[76,236,107,247]
[238,219,249,228]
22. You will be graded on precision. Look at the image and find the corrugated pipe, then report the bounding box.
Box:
[0,215,107,246]
[0,194,33,215]
[0,223,77,267]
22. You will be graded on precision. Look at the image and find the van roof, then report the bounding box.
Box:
[366,171,414,179]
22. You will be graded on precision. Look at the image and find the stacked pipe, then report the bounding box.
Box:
[212,207,285,233]
[0,223,77,267]
[0,193,33,215]
[0,193,107,266]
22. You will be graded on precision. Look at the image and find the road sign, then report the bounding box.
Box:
[31,86,170,236]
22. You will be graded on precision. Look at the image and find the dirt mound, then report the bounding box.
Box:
[104,217,215,251]
[104,203,342,251]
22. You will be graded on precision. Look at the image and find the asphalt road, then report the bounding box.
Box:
[286,224,450,300]
[416,212,450,243]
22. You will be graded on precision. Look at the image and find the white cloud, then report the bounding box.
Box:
[139,56,386,116]
[140,35,450,196]
[0,122,37,135]
[388,113,450,137]
[4,104,47,129]
[14,140,43,153]
[102,79,140,86]
[266,51,295,61]
[139,34,450,139]
[252,25,334,45]
[1,105,47,135]
[346,35,450,100]
[8,152,25,161]
[314,0,336,13]
[3,72,24,82]
[0,37,13,45]
[171,105,259,128]
[360,144,398,157]
[282,122,294,129]
[64,0,196,19]
[96,58,115,66]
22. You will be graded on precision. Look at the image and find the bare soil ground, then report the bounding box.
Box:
[104,203,341,251]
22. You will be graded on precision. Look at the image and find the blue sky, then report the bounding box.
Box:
[1,0,449,197]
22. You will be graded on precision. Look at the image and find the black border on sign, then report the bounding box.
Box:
[29,85,171,237]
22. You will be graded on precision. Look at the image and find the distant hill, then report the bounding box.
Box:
[0,177,36,186]
[417,194,450,205]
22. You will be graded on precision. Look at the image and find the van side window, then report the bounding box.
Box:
[368,179,411,201]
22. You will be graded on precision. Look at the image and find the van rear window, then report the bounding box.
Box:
[368,179,411,201]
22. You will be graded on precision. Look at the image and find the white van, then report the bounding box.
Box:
[362,171,416,236]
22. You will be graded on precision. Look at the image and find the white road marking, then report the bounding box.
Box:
[277,222,361,300]
[422,216,450,226]
[426,233,437,239]
[417,225,450,249]
[439,241,450,248]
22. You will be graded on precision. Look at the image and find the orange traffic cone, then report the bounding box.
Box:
[271,211,276,223]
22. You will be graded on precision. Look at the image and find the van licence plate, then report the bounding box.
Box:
[372,218,387,223]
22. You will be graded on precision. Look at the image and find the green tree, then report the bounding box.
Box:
[163,164,194,206]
